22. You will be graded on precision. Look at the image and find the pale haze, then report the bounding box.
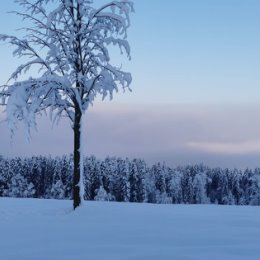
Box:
[1,0,260,168]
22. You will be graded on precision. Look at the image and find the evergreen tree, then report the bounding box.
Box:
[4,173,35,198]
[249,173,260,205]
[84,156,102,200]
[169,170,183,204]
[194,172,209,204]
[113,158,130,202]
[94,186,113,201]
[181,168,194,204]
[129,162,139,203]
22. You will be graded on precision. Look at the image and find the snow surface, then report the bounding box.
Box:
[1,198,260,260]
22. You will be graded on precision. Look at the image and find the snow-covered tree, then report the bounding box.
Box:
[113,158,130,202]
[249,173,260,205]
[4,173,35,198]
[132,159,146,202]
[169,170,182,204]
[193,172,209,204]
[50,180,65,199]
[181,168,194,204]
[84,155,102,200]
[128,161,141,202]
[0,0,133,209]
[94,185,113,201]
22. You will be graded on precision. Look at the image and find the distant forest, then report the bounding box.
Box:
[0,155,260,205]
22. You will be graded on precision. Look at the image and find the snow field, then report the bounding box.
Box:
[1,198,260,260]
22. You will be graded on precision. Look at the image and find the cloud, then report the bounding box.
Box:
[1,102,260,168]
[186,140,260,155]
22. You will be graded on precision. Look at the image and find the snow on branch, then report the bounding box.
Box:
[3,75,74,138]
[0,0,133,135]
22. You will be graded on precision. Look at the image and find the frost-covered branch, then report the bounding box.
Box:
[0,0,133,134]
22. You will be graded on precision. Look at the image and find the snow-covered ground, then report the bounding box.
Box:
[0,198,260,260]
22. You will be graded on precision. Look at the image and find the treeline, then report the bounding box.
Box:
[0,155,260,205]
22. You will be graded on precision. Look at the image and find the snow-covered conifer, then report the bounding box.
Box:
[249,173,260,205]
[84,156,102,200]
[94,186,112,201]
[50,180,65,199]
[129,161,142,202]
[112,158,130,202]
[169,170,183,203]
[4,173,35,198]
[194,172,209,204]
[181,168,194,204]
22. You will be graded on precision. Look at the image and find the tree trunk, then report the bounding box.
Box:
[73,106,82,210]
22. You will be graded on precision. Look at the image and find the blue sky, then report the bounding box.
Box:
[124,0,260,105]
[1,0,260,168]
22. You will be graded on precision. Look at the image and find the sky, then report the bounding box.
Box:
[1,0,260,169]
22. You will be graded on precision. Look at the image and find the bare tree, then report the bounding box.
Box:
[0,0,133,209]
